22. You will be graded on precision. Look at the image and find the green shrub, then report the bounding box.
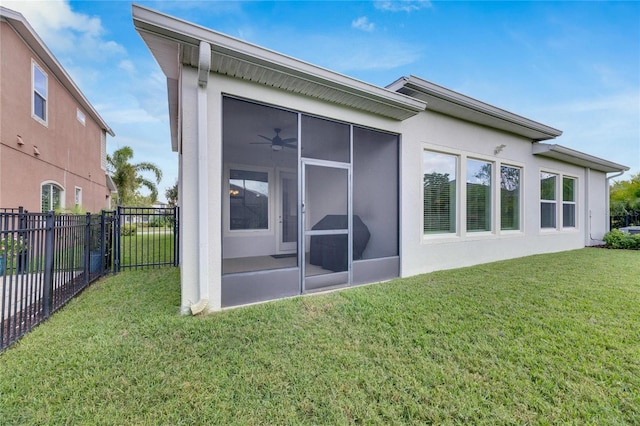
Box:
[603,229,640,250]
[121,224,137,236]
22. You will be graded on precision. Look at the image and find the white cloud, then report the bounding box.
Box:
[311,35,422,72]
[352,16,375,32]
[374,0,432,13]
[1,0,124,58]
[118,60,136,74]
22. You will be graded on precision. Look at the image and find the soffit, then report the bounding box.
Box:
[0,7,114,137]
[533,143,629,173]
[133,5,426,124]
[388,75,562,141]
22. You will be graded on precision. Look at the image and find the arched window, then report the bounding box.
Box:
[41,182,63,212]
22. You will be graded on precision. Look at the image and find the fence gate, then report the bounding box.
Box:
[114,206,179,271]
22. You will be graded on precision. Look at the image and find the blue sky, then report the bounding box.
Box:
[4,0,639,201]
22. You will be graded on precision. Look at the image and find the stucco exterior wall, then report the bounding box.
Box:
[399,109,594,277]
[177,65,615,313]
[0,20,109,212]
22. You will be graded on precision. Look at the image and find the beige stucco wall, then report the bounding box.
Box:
[0,21,109,213]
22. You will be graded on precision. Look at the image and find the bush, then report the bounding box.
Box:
[603,229,640,250]
[121,224,137,236]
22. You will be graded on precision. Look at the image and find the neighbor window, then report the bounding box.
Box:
[563,177,576,228]
[229,169,269,230]
[500,165,521,231]
[540,172,557,228]
[41,183,62,212]
[466,159,492,232]
[32,61,48,124]
[75,187,82,208]
[423,151,457,234]
[77,109,86,125]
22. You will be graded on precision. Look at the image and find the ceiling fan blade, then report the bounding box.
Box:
[249,142,272,145]
[283,142,297,149]
[281,137,297,143]
[258,135,273,142]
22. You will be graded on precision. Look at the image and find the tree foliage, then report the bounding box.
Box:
[165,180,178,207]
[610,173,640,217]
[107,146,162,206]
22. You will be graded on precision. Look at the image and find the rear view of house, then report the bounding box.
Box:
[0,7,115,213]
[132,5,628,313]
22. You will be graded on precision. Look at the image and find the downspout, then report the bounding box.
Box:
[605,170,626,233]
[190,41,211,315]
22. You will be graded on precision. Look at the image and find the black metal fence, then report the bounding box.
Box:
[114,206,179,271]
[611,212,640,230]
[1,206,178,352]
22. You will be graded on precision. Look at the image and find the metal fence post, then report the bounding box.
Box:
[114,207,121,273]
[84,212,91,284]
[173,206,180,267]
[42,211,55,319]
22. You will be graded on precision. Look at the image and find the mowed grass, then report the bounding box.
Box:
[1,248,638,424]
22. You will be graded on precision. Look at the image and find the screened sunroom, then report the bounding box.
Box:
[221,97,401,307]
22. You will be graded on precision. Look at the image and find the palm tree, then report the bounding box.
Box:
[107,146,162,206]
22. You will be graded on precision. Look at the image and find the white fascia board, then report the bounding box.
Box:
[132,4,426,121]
[0,6,115,137]
[388,75,562,141]
[533,143,629,173]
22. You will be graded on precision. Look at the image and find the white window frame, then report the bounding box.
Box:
[466,157,494,234]
[562,175,578,229]
[41,181,64,212]
[77,108,86,125]
[32,60,48,126]
[223,164,274,236]
[75,187,83,208]
[422,147,460,238]
[540,171,558,230]
[499,163,523,233]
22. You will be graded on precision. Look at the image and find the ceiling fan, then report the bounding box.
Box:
[250,128,297,151]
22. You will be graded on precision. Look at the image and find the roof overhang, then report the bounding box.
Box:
[533,143,629,173]
[387,75,562,141]
[0,6,114,137]
[132,4,427,152]
[106,174,118,193]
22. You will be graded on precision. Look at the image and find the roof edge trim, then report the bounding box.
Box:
[533,143,629,173]
[132,4,426,120]
[389,75,562,140]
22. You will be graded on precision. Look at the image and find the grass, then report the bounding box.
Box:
[1,248,639,424]
[119,232,175,267]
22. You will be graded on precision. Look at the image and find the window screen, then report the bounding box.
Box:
[500,165,520,231]
[466,159,492,232]
[563,177,576,228]
[540,172,557,229]
[229,169,269,230]
[423,151,457,234]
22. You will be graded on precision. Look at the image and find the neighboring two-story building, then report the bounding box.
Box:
[0,6,115,213]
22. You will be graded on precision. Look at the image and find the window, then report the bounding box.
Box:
[563,177,576,228]
[75,187,82,208]
[423,151,457,234]
[101,132,107,171]
[466,159,492,232]
[229,169,269,230]
[32,61,48,124]
[540,172,557,228]
[41,183,62,212]
[77,109,86,125]
[500,165,521,231]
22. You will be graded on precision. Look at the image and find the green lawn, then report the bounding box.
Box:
[1,248,638,424]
